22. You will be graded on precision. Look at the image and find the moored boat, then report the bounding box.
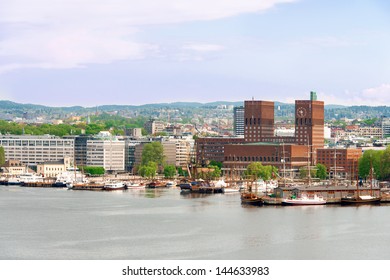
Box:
[19,173,44,185]
[240,192,263,206]
[7,176,21,185]
[282,193,326,206]
[340,194,380,205]
[104,181,126,191]
[146,180,166,188]
[53,167,87,188]
[165,181,177,188]
[125,182,145,189]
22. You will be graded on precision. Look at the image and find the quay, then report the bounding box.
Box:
[249,184,390,206]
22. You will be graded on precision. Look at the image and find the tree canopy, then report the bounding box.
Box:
[138,162,157,179]
[0,146,5,165]
[359,147,390,181]
[164,165,176,179]
[243,162,278,181]
[141,142,165,166]
[82,166,105,176]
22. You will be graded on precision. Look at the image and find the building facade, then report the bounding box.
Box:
[195,137,245,165]
[316,148,362,180]
[382,117,390,137]
[86,139,125,171]
[0,135,74,166]
[37,157,72,178]
[233,106,244,136]
[244,100,274,143]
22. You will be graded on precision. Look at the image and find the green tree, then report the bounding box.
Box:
[209,160,222,169]
[315,163,328,180]
[177,167,189,177]
[164,165,176,178]
[82,166,105,175]
[141,142,165,166]
[358,150,383,180]
[0,146,5,165]
[209,165,221,180]
[299,166,316,179]
[244,162,278,181]
[138,162,157,179]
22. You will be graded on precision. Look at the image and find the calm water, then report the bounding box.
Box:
[0,185,389,260]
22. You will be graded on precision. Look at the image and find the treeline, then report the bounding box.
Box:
[359,146,390,181]
[0,114,148,137]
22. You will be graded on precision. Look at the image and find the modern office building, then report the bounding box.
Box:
[0,135,74,166]
[86,138,125,172]
[233,106,244,136]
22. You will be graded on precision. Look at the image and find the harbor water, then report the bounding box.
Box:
[1,185,390,260]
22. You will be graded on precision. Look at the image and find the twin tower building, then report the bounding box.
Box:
[195,92,325,178]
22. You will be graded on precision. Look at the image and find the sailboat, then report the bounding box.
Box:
[281,140,327,206]
[340,162,380,205]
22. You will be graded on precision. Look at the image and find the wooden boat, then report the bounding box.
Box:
[146,180,166,188]
[341,163,380,205]
[341,194,380,205]
[240,192,263,206]
[282,193,326,206]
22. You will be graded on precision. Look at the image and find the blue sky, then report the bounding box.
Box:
[0,0,389,107]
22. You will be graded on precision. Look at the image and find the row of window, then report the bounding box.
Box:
[0,140,73,146]
[225,156,290,162]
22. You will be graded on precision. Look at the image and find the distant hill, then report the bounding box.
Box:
[0,100,388,120]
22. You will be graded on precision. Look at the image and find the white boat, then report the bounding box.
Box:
[253,179,278,193]
[7,176,21,185]
[282,193,326,206]
[19,173,43,184]
[125,182,145,189]
[223,187,241,193]
[54,168,87,188]
[165,181,177,188]
[104,181,125,191]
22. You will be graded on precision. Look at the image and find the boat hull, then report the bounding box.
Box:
[282,200,326,206]
[240,193,263,206]
[340,197,381,205]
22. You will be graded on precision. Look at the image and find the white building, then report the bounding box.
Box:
[382,117,390,137]
[86,139,125,171]
[0,135,74,166]
[37,157,72,178]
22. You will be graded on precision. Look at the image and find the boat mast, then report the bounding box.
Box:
[282,141,286,187]
[370,157,374,197]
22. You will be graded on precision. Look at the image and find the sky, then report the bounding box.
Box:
[0,0,389,107]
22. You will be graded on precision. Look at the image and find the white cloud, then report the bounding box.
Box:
[0,0,296,73]
[317,84,390,106]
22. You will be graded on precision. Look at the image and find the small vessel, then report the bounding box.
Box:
[165,181,177,188]
[341,163,380,205]
[125,182,145,189]
[104,181,126,191]
[146,180,166,188]
[282,193,326,206]
[54,167,87,188]
[19,173,44,185]
[341,194,380,205]
[7,176,21,185]
[240,192,263,206]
